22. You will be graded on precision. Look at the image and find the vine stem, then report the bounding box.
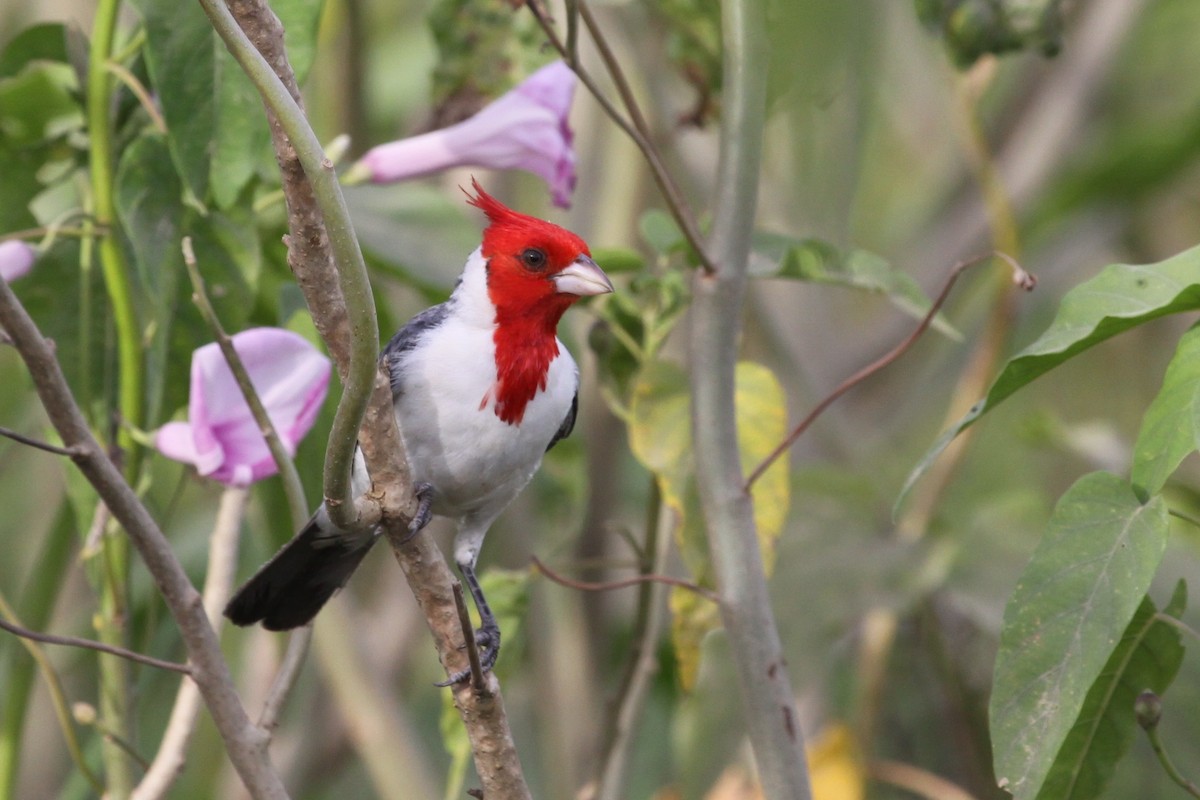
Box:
[197,0,381,532]
[687,0,811,794]
[86,0,138,792]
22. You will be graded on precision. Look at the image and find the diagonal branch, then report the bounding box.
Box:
[0,615,190,675]
[0,273,287,798]
[0,425,82,457]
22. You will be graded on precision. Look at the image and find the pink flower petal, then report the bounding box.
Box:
[0,241,36,282]
[354,60,578,208]
[157,327,331,487]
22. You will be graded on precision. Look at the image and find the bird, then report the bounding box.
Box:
[224,179,613,683]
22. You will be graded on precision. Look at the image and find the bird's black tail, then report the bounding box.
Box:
[225,515,377,631]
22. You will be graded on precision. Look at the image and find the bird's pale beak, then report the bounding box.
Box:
[553,255,615,297]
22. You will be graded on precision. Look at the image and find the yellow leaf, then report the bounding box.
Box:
[669,585,721,691]
[734,362,790,574]
[808,722,865,800]
[628,359,791,688]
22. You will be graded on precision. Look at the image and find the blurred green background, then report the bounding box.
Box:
[3,0,1200,798]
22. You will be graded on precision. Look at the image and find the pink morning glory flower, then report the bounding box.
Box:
[156,328,331,487]
[349,60,578,208]
[0,241,36,282]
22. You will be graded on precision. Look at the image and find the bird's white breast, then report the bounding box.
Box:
[391,310,577,521]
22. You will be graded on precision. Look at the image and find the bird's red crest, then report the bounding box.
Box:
[464,178,527,227]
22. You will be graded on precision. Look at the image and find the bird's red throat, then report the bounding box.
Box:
[487,307,569,424]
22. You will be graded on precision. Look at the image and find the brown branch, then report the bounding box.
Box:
[213,3,532,793]
[449,582,487,694]
[525,0,717,274]
[0,279,288,798]
[0,615,190,675]
[0,424,83,457]
[744,252,1036,490]
[531,555,718,603]
[224,0,350,369]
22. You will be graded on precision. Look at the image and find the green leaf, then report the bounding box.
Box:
[207,0,323,208]
[273,0,324,84]
[990,472,1169,800]
[0,23,68,78]
[639,209,686,256]
[129,0,215,200]
[115,133,183,425]
[0,63,82,147]
[899,244,1200,516]
[210,52,270,210]
[591,247,645,274]
[1036,582,1186,800]
[749,232,958,337]
[1131,323,1200,496]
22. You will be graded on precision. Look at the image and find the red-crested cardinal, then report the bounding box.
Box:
[225,180,613,682]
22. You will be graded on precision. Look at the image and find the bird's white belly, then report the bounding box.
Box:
[393,325,576,520]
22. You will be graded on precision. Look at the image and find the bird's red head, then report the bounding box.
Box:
[466,179,611,320]
[465,179,613,423]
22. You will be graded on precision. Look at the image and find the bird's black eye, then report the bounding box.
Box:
[520,248,548,272]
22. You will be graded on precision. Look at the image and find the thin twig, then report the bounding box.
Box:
[594,480,671,800]
[531,555,718,602]
[182,238,310,526]
[1143,724,1200,798]
[0,592,105,793]
[0,425,82,457]
[0,615,190,675]
[1153,612,1200,645]
[745,252,1036,490]
[105,60,167,134]
[92,720,151,771]
[258,627,313,732]
[134,486,249,800]
[524,0,716,274]
[450,582,487,694]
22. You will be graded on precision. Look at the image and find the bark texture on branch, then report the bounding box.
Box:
[212,1,532,794]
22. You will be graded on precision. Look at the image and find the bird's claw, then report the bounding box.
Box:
[435,624,501,686]
[399,483,434,544]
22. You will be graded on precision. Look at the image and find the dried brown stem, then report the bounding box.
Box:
[210,3,532,792]
[745,252,1035,490]
[0,424,82,457]
[531,555,718,602]
[450,582,487,693]
[0,615,190,675]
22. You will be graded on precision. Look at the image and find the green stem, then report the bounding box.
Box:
[0,590,105,794]
[687,0,811,794]
[595,478,668,800]
[88,0,141,472]
[1145,725,1200,798]
[198,0,379,530]
[87,1,137,794]
[0,506,77,796]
